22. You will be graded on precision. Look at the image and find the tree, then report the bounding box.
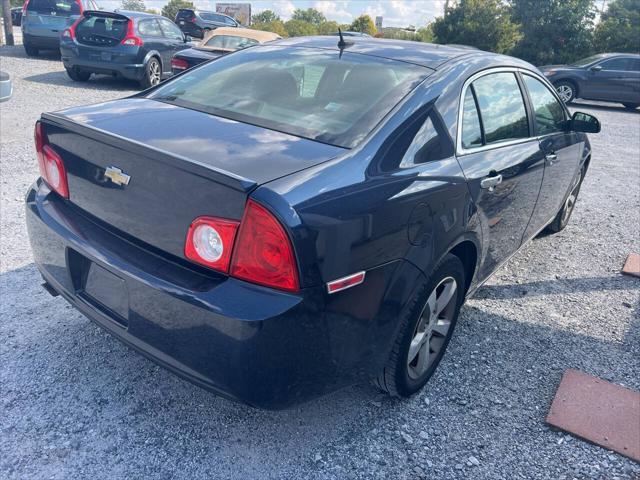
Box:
[284,19,317,37]
[431,0,519,53]
[510,0,596,65]
[318,20,340,35]
[10,0,23,7]
[291,8,326,27]
[594,0,640,53]
[161,0,194,20]
[121,0,146,12]
[252,19,288,37]
[350,14,377,35]
[252,9,280,24]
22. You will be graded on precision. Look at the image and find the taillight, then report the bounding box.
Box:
[189,15,196,23]
[171,57,189,71]
[184,200,299,292]
[121,20,143,46]
[230,200,299,292]
[22,0,29,14]
[62,17,81,40]
[185,217,239,272]
[34,122,69,199]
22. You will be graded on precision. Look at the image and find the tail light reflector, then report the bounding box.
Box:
[185,200,299,292]
[121,20,143,46]
[171,57,189,71]
[35,122,69,199]
[62,16,82,40]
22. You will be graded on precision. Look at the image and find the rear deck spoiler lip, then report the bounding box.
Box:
[81,10,131,21]
[41,112,257,193]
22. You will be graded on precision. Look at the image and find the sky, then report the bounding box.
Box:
[100,1,447,29]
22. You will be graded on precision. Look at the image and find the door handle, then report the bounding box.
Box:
[480,174,503,191]
[545,153,557,165]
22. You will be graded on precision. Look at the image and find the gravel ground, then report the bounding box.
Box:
[1,35,640,480]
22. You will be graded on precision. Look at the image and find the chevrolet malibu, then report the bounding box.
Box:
[26,37,600,409]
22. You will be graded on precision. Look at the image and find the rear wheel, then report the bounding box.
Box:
[374,254,465,397]
[546,166,584,234]
[140,57,161,89]
[622,103,639,110]
[65,67,91,82]
[554,81,576,104]
[24,43,39,57]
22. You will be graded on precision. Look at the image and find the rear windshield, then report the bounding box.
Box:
[27,0,80,16]
[203,35,258,50]
[176,9,194,19]
[148,46,428,148]
[76,15,128,44]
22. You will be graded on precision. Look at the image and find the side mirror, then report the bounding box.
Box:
[590,65,602,72]
[570,111,600,133]
[183,35,191,43]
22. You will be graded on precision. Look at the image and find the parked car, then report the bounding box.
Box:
[540,53,640,109]
[11,6,22,26]
[26,37,600,409]
[171,27,280,74]
[174,8,238,39]
[60,10,191,88]
[21,0,99,56]
[328,31,372,37]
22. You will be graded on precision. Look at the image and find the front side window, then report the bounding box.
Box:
[461,88,482,149]
[148,46,428,148]
[599,58,630,71]
[523,75,566,135]
[138,19,163,37]
[158,18,183,40]
[472,72,529,145]
[204,35,258,50]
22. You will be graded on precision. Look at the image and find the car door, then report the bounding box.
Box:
[623,58,640,104]
[158,18,188,74]
[581,57,634,102]
[520,73,582,241]
[456,70,545,281]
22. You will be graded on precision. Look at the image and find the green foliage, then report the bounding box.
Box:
[161,0,194,20]
[291,8,326,27]
[380,26,434,43]
[252,19,288,37]
[594,0,640,53]
[121,0,146,12]
[284,19,318,37]
[318,20,340,35]
[10,0,24,7]
[431,0,519,53]
[252,9,280,24]
[510,0,596,65]
[350,14,377,35]
[415,25,435,43]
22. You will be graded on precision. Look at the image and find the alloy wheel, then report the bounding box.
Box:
[556,84,573,103]
[149,61,161,86]
[407,276,458,379]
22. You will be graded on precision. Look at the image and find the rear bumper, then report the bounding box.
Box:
[23,32,60,49]
[25,181,413,408]
[60,44,144,80]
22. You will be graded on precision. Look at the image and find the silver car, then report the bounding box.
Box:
[21,0,99,56]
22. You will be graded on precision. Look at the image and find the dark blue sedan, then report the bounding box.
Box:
[26,37,600,408]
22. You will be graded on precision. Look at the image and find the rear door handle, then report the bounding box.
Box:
[545,153,557,165]
[480,174,503,191]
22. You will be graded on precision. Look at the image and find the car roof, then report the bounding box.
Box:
[273,36,514,69]
[201,27,281,44]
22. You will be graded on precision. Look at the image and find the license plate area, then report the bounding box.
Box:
[101,51,111,61]
[68,249,129,326]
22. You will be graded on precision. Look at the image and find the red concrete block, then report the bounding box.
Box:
[622,253,640,278]
[546,369,640,462]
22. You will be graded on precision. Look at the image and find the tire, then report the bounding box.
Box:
[622,103,639,110]
[24,43,39,57]
[554,81,576,104]
[374,254,466,397]
[546,166,584,234]
[65,67,91,82]
[140,57,161,89]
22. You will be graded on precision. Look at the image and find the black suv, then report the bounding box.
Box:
[60,10,191,88]
[174,9,238,39]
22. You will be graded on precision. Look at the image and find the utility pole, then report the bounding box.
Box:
[2,0,15,46]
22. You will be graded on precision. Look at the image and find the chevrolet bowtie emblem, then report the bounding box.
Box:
[104,166,131,186]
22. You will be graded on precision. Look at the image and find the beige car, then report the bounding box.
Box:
[171,27,282,73]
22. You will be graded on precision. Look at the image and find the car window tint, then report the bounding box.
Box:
[223,16,236,25]
[76,15,128,43]
[472,72,529,145]
[159,18,183,40]
[523,75,566,136]
[204,35,258,50]
[461,87,482,149]
[628,59,640,72]
[149,47,428,148]
[599,58,630,71]
[27,0,79,16]
[176,9,193,19]
[138,19,163,37]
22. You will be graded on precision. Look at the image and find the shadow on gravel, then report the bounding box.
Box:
[571,101,639,114]
[475,274,639,299]
[24,71,139,92]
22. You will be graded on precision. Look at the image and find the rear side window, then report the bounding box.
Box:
[522,75,566,136]
[461,88,482,149]
[204,35,258,50]
[200,12,225,22]
[76,15,128,45]
[149,46,428,148]
[222,16,236,25]
[472,72,529,145]
[27,0,80,16]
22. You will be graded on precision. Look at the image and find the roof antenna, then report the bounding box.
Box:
[337,28,352,58]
